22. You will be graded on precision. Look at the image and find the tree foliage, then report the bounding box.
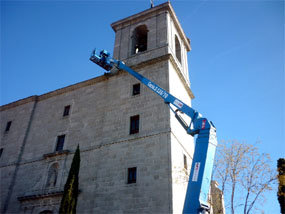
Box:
[213,140,276,214]
[277,158,285,214]
[59,145,80,214]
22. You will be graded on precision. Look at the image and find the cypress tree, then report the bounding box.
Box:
[59,145,80,214]
[277,158,285,214]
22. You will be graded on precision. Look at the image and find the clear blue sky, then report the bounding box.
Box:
[1,0,284,213]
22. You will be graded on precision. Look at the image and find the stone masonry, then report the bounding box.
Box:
[0,2,196,213]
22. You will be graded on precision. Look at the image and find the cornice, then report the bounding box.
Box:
[0,96,38,111]
[0,75,107,111]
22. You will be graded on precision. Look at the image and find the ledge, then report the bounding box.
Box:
[17,188,64,201]
[43,150,70,159]
[18,188,82,202]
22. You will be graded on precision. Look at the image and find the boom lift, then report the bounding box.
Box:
[90,49,218,214]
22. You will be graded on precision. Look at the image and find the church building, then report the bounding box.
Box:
[0,2,200,213]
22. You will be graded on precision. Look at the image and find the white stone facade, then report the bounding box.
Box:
[0,2,195,213]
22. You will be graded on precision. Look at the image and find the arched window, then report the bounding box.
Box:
[46,163,59,188]
[175,35,181,64]
[132,25,148,55]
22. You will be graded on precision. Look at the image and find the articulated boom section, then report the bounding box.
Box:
[90,49,218,214]
[183,119,217,214]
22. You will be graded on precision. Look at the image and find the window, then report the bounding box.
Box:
[46,163,59,188]
[63,105,71,117]
[5,121,12,132]
[130,115,139,134]
[55,135,65,152]
[183,154,187,170]
[132,83,140,96]
[127,167,137,184]
[132,25,148,54]
[175,35,181,64]
[0,148,3,158]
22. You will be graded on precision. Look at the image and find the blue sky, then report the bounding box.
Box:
[1,0,284,213]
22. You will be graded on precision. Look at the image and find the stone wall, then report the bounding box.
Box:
[0,2,197,213]
[0,60,175,213]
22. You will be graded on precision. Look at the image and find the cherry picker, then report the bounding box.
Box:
[90,49,218,214]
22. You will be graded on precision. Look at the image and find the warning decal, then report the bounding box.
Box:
[192,162,200,182]
[201,120,206,129]
[174,99,183,108]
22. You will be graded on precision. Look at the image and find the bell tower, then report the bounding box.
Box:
[111,2,193,95]
[111,2,195,213]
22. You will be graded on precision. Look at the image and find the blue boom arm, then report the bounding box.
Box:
[90,49,218,214]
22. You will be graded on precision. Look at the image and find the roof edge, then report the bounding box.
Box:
[0,75,107,111]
